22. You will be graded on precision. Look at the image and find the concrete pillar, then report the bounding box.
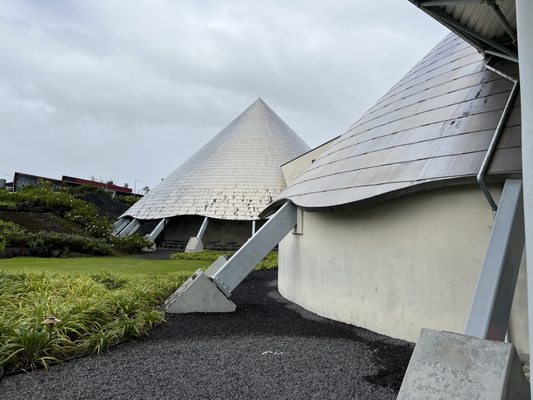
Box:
[516,1,533,398]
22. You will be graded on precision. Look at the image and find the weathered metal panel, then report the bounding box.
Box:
[121,99,309,221]
[277,35,521,210]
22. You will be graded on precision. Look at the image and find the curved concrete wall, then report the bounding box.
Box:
[278,185,528,355]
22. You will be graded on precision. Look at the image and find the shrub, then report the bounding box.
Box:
[67,185,113,199]
[0,184,112,238]
[0,271,189,372]
[170,250,232,262]
[115,195,140,206]
[0,220,24,253]
[111,235,152,253]
[1,221,111,256]
[171,250,278,270]
[1,220,150,257]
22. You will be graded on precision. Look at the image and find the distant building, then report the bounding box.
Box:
[62,175,133,195]
[13,172,63,192]
[11,172,133,196]
[117,98,310,251]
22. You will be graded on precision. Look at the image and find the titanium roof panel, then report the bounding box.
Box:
[276,34,521,210]
[122,98,310,221]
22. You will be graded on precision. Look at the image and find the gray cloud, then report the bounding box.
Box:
[0,0,447,189]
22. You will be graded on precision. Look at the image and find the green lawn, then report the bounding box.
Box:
[0,257,209,275]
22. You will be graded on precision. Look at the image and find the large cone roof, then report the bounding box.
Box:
[123,98,309,221]
[276,34,521,210]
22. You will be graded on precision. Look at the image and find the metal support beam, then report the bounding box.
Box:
[464,180,524,341]
[415,5,486,54]
[516,1,533,398]
[251,220,256,236]
[112,218,130,236]
[421,0,490,5]
[117,219,141,238]
[423,6,518,59]
[197,216,209,240]
[486,1,517,43]
[146,218,167,242]
[420,0,517,43]
[398,181,528,399]
[164,202,297,313]
[485,49,519,64]
[212,202,297,296]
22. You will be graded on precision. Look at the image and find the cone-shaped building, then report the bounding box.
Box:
[269,34,527,355]
[118,98,309,250]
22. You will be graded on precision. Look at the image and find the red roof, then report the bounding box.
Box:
[62,176,132,194]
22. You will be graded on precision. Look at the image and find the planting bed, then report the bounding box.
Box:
[1,270,413,400]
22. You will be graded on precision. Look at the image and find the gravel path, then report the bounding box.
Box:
[1,270,413,400]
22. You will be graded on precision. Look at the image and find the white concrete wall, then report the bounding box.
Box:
[281,138,338,185]
[278,185,528,355]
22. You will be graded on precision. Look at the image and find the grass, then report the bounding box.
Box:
[171,250,279,270]
[0,257,211,275]
[0,257,209,373]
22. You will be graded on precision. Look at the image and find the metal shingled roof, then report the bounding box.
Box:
[277,34,521,210]
[122,98,310,221]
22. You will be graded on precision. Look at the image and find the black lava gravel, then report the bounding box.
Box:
[1,270,414,400]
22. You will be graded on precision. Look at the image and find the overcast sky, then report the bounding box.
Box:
[0,0,447,191]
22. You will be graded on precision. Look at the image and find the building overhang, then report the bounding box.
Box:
[408,0,518,62]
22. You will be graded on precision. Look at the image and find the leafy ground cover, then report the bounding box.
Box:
[171,250,279,270]
[0,258,208,373]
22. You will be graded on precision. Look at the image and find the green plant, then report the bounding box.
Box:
[0,270,189,373]
[4,225,113,256]
[90,272,128,290]
[1,220,151,257]
[115,195,140,206]
[0,220,24,252]
[111,235,152,253]
[0,184,112,238]
[0,324,61,371]
[170,250,233,262]
[170,250,278,270]
[256,251,278,270]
